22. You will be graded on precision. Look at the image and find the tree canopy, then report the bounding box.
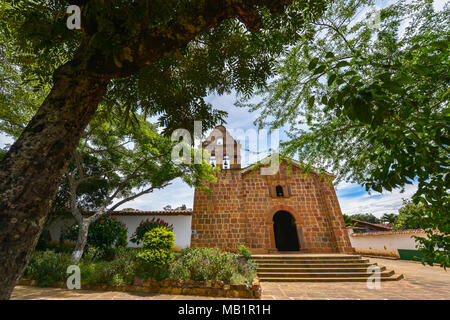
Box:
[0,0,330,299]
[1,0,328,134]
[240,0,449,267]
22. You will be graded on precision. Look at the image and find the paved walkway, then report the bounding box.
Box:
[11,286,245,300]
[260,257,450,300]
[11,257,449,300]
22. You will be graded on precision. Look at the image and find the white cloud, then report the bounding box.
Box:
[112,178,194,211]
[337,181,417,217]
[0,133,13,149]
[433,0,448,11]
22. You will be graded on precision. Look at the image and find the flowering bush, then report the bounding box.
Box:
[130,217,173,245]
[169,247,257,284]
[64,215,128,251]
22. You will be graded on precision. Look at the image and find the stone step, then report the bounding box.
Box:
[258,274,404,282]
[257,270,395,278]
[257,266,386,273]
[256,263,377,269]
[253,258,370,264]
[252,255,360,260]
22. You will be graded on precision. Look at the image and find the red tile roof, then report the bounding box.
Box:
[351,219,393,230]
[110,210,192,216]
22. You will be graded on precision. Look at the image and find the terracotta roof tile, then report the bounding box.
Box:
[110,210,192,216]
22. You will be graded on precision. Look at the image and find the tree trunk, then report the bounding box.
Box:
[72,220,90,262]
[0,61,109,299]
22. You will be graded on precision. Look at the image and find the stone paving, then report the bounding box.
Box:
[11,257,450,300]
[260,257,450,300]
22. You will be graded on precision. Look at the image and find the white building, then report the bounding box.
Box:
[47,210,193,250]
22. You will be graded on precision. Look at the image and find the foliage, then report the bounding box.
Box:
[0,0,330,297]
[79,247,144,286]
[140,227,176,251]
[24,247,149,287]
[342,214,354,227]
[23,250,75,287]
[236,244,252,261]
[130,217,174,245]
[348,213,381,224]
[0,0,328,135]
[64,215,128,250]
[240,0,449,267]
[137,249,175,269]
[81,247,106,263]
[24,245,257,287]
[169,247,257,284]
[394,199,425,230]
[136,227,176,280]
[381,213,398,225]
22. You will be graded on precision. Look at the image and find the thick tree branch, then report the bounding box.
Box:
[84,0,294,77]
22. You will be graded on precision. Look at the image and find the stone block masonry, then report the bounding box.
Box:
[191,126,353,254]
[17,278,262,299]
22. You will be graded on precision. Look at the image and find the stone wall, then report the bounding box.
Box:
[18,278,262,299]
[191,169,245,249]
[191,160,353,254]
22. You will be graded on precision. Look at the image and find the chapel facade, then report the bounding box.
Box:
[191,126,354,254]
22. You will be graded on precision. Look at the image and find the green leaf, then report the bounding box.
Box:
[313,64,326,75]
[335,60,350,69]
[308,58,320,71]
[328,73,337,86]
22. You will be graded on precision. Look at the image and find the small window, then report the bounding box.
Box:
[223,155,230,169]
[210,156,216,168]
[217,138,223,145]
[276,185,284,197]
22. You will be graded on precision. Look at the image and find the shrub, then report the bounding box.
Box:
[64,215,128,251]
[24,250,75,287]
[169,247,257,284]
[141,227,175,250]
[136,249,175,267]
[80,247,141,285]
[136,227,175,280]
[236,244,252,261]
[130,217,173,245]
[82,247,105,263]
[24,247,150,287]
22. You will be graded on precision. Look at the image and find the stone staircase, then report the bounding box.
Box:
[252,254,404,282]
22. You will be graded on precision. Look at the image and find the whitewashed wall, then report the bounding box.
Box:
[47,214,192,250]
[113,214,192,250]
[48,217,76,242]
[347,228,426,257]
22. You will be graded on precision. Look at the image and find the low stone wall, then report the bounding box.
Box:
[18,278,262,299]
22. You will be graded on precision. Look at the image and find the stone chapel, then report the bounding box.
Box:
[191,125,354,254]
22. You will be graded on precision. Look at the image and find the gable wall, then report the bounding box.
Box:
[191,162,353,254]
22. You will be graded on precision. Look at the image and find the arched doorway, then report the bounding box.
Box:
[273,211,300,251]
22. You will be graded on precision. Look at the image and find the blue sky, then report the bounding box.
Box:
[1,0,445,217]
[123,92,418,217]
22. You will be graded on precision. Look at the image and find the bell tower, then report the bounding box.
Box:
[202,125,241,169]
